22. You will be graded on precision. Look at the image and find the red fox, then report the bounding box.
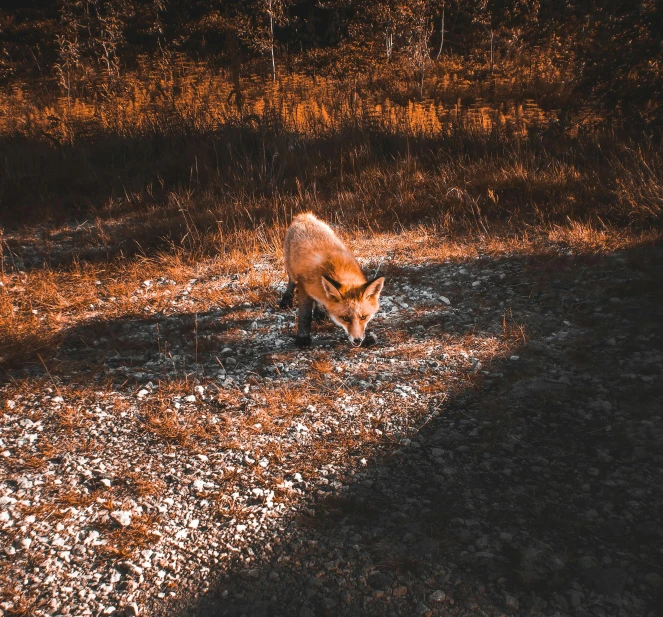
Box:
[280,213,385,347]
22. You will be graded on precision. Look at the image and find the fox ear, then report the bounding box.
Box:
[321,276,343,301]
[363,277,385,300]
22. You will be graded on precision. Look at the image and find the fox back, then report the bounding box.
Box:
[283,213,384,345]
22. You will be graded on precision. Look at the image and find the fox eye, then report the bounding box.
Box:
[341,316,351,323]
[360,315,368,321]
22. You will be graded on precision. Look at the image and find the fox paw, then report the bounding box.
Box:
[295,335,312,348]
[279,295,294,310]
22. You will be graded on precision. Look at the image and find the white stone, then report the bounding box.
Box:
[110,511,132,527]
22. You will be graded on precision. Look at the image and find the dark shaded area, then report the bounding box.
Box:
[132,241,662,617]
[2,118,660,252]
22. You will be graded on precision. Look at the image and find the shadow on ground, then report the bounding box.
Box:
[2,242,662,617]
[147,243,662,617]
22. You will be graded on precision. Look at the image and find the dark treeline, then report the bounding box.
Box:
[0,0,661,129]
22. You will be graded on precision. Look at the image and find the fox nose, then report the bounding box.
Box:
[351,337,363,346]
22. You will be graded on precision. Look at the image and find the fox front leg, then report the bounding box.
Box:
[295,288,313,347]
[279,279,296,309]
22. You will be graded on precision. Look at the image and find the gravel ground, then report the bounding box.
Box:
[1,239,662,617]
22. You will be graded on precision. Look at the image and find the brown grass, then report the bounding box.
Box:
[98,512,162,559]
[0,70,661,395]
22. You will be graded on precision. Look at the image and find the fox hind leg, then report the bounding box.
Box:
[279,279,296,309]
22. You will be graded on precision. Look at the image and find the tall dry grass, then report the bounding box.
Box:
[0,68,661,373]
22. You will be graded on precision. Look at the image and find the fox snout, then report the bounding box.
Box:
[349,334,364,347]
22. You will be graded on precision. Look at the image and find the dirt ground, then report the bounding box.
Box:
[1,232,662,617]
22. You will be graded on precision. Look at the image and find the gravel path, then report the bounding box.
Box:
[1,240,662,617]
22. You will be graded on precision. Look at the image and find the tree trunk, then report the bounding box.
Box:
[436,6,445,60]
[269,0,276,81]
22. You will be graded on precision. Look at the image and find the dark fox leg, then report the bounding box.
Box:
[279,279,296,309]
[295,288,313,347]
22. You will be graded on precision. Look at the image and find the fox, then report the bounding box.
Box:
[280,213,385,347]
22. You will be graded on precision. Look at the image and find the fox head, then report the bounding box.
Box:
[320,275,385,346]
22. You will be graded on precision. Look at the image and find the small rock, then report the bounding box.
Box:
[17,477,33,490]
[122,561,143,577]
[582,567,627,596]
[124,603,140,617]
[191,479,205,493]
[184,395,197,403]
[645,572,663,589]
[429,590,446,603]
[568,592,583,608]
[392,586,408,598]
[367,573,391,591]
[576,555,597,570]
[110,511,132,527]
[503,593,519,611]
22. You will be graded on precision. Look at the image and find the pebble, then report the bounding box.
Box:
[504,594,519,611]
[110,511,132,527]
[645,573,663,589]
[577,556,597,569]
[429,590,446,603]
[125,603,140,616]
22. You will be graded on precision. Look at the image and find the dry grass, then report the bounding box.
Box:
[1,71,661,375]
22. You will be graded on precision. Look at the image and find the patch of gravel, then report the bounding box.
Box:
[1,244,662,617]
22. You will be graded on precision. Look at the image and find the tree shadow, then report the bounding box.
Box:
[0,122,617,270]
[151,241,659,616]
